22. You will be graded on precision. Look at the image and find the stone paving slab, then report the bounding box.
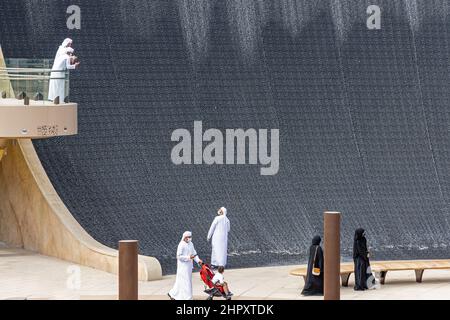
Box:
[1,246,450,300]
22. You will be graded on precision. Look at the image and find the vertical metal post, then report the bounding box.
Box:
[324,211,341,300]
[119,240,138,300]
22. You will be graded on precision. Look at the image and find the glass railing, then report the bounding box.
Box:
[0,58,70,104]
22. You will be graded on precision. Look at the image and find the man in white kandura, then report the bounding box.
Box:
[48,39,78,102]
[168,231,203,300]
[207,207,230,268]
[48,53,79,102]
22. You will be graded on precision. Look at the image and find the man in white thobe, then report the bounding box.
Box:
[207,207,230,268]
[168,231,203,300]
[48,54,79,102]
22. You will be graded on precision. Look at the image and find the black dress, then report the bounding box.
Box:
[301,235,324,296]
[353,228,371,291]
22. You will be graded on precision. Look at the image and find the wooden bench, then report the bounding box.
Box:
[290,259,450,287]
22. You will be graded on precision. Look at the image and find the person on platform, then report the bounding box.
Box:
[353,228,373,291]
[212,266,233,298]
[207,207,230,268]
[168,231,203,300]
[48,54,79,102]
[301,235,324,296]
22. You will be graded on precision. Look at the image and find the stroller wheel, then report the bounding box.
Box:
[206,296,213,301]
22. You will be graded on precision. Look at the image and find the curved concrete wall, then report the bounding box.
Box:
[0,139,162,280]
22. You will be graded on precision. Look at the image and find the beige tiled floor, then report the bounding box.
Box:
[1,245,450,300]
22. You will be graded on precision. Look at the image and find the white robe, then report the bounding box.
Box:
[207,214,230,266]
[169,240,200,300]
[48,54,75,102]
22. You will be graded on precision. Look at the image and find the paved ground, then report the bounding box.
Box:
[1,245,450,300]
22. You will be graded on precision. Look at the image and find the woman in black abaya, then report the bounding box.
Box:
[301,235,324,296]
[353,228,372,291]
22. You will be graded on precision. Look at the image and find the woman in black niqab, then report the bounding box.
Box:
[353,228,372,291]
[301,235,324,296]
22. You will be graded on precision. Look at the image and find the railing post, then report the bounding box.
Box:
[17,91,26,100]
[324,211,341,300]
[118,240,138,300]
[34,92,43,101]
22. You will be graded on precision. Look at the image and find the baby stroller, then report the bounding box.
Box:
[199,263,232,300]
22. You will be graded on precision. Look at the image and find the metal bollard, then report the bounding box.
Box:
[324,211,341,300]
[118,240,138,300]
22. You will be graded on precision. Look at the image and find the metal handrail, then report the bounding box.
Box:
[0,77,66,80]
[1,60,71,102]
[0,67,68,80]
[0,67,67,73]
[0,74,57,78]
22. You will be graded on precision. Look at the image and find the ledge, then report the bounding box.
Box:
[0,99,77,138]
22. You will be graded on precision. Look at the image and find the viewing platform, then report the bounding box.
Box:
[0,55,77,139]
[0,98,77,138]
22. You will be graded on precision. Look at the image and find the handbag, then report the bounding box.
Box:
[312,246,321,276]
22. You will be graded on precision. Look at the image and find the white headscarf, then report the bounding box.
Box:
[61,38,73,48]
[54,39,74,60]
[219,207,227,216]
[181,231,192,241]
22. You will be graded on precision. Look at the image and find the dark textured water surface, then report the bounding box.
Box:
[1,1,449,274]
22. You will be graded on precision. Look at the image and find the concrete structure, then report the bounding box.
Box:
[0,99,77,138]
[0,139,161,281]
[0,46,162,281]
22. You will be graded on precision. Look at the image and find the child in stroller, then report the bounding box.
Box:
[199,264,233,300]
